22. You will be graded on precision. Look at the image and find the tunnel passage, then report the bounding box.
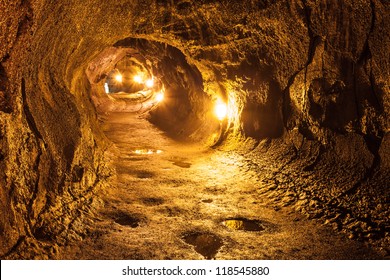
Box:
[86,38,223,144]
[0,0,389,259]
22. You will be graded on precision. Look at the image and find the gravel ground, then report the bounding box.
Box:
[238,138,390,258]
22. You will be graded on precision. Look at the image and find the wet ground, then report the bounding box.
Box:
[60,112,382,259]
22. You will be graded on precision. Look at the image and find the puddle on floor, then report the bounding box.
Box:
[135,170,155,178]
[223,218,265,231]
[132,149,163,155]
[168,157,192,168]
[172,161,192,168]
[183,232,223,259]
[111,212,142,228]
[123,157,145,162]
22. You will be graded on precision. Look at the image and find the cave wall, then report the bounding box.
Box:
[0,0,388,258]
[0,0,113,258]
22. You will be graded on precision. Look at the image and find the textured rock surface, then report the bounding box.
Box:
[0,0,388,258]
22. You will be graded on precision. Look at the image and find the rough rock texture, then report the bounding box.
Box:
[0,0,112,258]
[0,0,388,258]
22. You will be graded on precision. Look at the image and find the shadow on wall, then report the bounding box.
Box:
[0,65,12,113]
[241,81,284,139]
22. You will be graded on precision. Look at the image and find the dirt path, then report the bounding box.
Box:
[61,112,380,259]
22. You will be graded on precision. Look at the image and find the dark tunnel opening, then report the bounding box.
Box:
[0,0,389,261]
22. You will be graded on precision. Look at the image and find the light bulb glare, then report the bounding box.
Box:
[115,73,123,83]
[146,78,154,88]
[215,101,227,121]
[134,75,143,83]
[155,92,164,102]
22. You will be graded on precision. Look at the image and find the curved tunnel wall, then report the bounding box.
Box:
[86,39,221,142]
[0,0,389,258]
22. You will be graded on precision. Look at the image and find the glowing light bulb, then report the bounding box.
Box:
[145,78,154,88]
[115,73,123,83]
[133,75,143,83]
[215,100,227,121]
[155,92,164,102]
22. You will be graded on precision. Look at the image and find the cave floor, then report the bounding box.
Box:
[60,112,381,259]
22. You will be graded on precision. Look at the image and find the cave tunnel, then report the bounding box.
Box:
[0,0,389,260]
